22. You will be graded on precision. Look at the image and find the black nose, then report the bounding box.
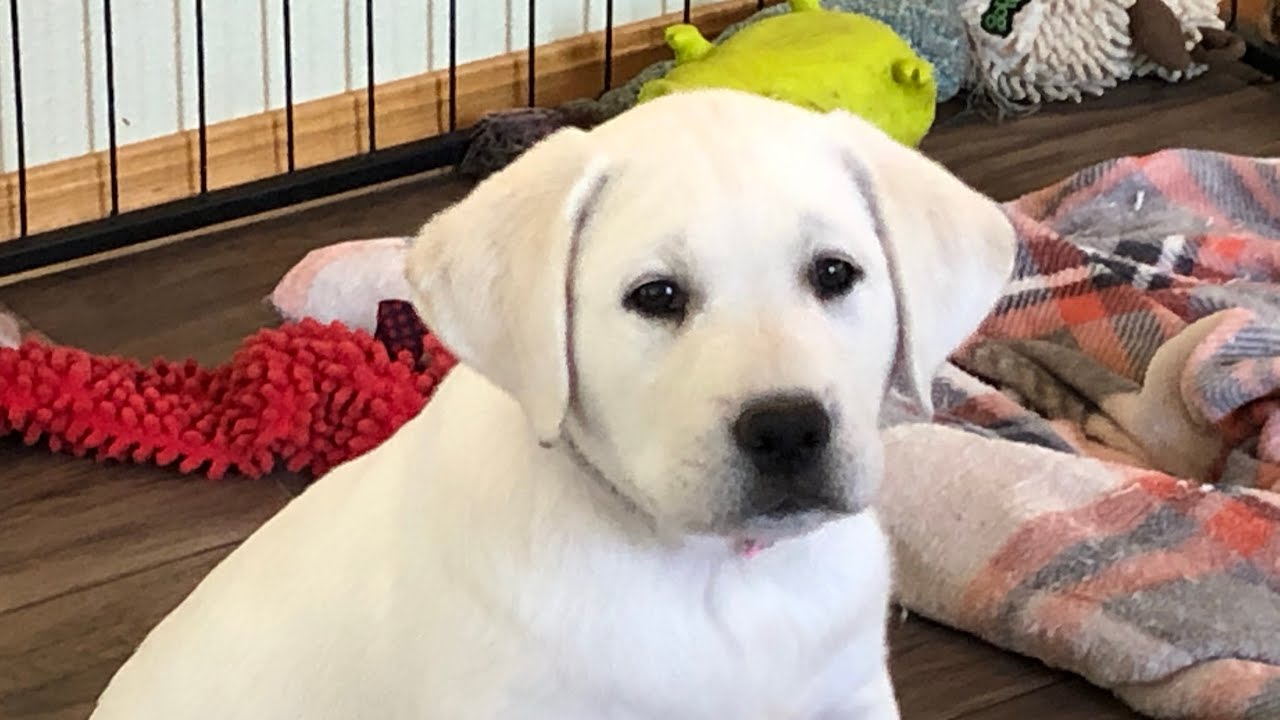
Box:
[732,394,832,477]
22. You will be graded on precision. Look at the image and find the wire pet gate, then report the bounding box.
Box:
[0,0,1273,277]
[0,0,768,276]
[0,0,441,274]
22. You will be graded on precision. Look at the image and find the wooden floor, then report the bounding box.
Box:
[3,65,1279,720]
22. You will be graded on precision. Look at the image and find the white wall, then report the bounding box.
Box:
[0,0,712,172]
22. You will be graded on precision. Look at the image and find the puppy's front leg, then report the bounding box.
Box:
[816,667,900,720]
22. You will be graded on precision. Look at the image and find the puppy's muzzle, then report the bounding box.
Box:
[732,394,843,518]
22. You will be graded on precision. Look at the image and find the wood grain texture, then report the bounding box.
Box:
[1227,0,1278,42]
[0,0,770,242]
[955,678,1146,720]
[1,64,1278,719]
[0,455,290,615]
[889,614,1065,720]
[922,64,1280,201]
[0,549,231,720]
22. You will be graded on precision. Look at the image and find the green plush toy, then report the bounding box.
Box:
[636,0,937,147]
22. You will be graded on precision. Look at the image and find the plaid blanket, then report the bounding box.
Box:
[881,149,1280,720]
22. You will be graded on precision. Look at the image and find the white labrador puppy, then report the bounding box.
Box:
[89,89,1015,720]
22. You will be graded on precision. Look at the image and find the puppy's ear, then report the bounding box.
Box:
[405,127,610,444]
[824,110,1017,416]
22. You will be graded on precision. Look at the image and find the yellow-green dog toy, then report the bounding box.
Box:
[637,0,937,147]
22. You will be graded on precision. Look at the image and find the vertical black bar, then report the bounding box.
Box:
[195,0,208,193]
[365,0,376,151]
[757,0,765,9]
[682,0,691,24]
[282,0,295,171]
[103,0,120,216]
[8,0,26,236]
[1228,0,1239,28]
[448,0,457,131]
[603,0,614,91]
[526,0,535,106]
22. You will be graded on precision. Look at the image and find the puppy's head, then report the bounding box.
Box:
[406,90,1014,542]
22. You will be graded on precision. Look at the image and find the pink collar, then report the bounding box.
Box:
[736,538,775,559]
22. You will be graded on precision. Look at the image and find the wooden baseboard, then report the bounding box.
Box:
[1227,0,1279,42]
[0,0,771,243]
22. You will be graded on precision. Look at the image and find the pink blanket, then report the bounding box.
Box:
[883,149,1280,720]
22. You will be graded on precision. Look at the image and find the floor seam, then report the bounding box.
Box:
[946,678,1066,720]
[0,540,239,619]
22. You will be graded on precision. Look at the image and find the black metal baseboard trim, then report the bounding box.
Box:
[1243,39,1280,80]
[0,130,470,277]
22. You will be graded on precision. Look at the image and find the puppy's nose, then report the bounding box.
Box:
[732,395,832,476]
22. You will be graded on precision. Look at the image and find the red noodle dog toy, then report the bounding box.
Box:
[0,300,456,480]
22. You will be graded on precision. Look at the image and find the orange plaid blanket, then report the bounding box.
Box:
[883,149,1280,720]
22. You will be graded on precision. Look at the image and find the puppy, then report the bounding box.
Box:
[88,89,1015,719]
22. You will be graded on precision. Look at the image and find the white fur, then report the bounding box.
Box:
[89,90,1016,720]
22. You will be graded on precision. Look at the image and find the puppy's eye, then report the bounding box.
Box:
[810,256,864,300]
[625,279,688,321]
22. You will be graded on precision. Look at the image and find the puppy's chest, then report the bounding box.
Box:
[510,560,869,718]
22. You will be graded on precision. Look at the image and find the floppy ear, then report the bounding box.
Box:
[823,110,1017,416]
[404,127,610,445]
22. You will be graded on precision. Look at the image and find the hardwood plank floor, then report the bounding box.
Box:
[922,63,1280,201]
[2,65,1278,719]
[0,456,289,615]
[0,549,229,720]
[889,616,1060,719]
